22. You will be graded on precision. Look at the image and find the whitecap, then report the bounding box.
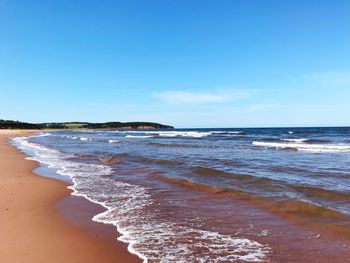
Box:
[211,131,243,135]
[125,135,154,138]
[151,131,212,138]
[252,141,350,153]
[281,138,309,143]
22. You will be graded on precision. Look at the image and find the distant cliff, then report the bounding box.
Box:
[0,120,174,130]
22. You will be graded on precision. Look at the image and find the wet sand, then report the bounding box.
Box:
[0,130,140,263]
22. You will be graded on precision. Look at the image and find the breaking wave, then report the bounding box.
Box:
[252,141,350,153]
[12,135,271,262]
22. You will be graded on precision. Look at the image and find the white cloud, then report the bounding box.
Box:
[153,90,249,104]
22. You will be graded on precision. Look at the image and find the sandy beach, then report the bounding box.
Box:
[0,130,140,263]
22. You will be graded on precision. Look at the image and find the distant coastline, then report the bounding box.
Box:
[0,119,174,130]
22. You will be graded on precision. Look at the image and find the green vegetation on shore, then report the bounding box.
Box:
[0,120,41,129]
[0,120,174,130]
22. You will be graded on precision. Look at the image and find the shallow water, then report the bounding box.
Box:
[12,127,350,262]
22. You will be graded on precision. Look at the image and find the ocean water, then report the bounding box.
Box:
[11,127,350,262]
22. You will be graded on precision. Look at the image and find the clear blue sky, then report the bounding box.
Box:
[1,0,350,128]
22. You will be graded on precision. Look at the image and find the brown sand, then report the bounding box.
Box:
[0,130,140,263]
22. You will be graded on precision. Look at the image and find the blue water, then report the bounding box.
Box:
[12,127,350,262]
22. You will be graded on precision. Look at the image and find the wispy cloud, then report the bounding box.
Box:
[304,70,350,86]
[153,90,249,105]
[245,103,281,112]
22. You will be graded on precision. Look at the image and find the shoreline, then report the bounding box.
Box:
[4,129,350,262]
[0,130,140,263]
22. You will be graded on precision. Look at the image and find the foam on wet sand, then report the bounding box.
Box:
[0,130,139,263]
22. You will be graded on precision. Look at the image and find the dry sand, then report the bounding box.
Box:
[0,130,140,263]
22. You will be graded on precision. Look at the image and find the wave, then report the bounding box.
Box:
[62,135,79,140]
[117,130,211,138]
[96,153,130,163]
[62,135,92,141]
[286,129,323,135]
[125,135,154,138]
[189,166,350,216]
[249,137,307,143]
[151,131,210,138]
[190,167,294,196]
[162,176,350,235]
[117,130,244,138]
[211,131,244,135]
[108,139,119,143]
[133,156,184,167]
[12,135,270,262]
[36,132,52,137]
[252,141,350,153]
[157,131,212,138]
[255,138,330,144]
[193,166,241,179]
[162,175,283,199]
[98,156,121,165]
[280,138,310,143]
[294,185,350,202]
[163,177,233,194]
[280,138,330,144]
[80,137,91,141]
[146,141,202,148]
[192,166,280,183]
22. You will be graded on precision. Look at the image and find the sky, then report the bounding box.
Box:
[1,0,350,128]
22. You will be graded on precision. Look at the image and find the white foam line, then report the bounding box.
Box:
[12,134,270,262]
[67,180,149,263]
[12,135,149,262]
[116,130,243,138]
[281,138,309,143]
[125,135,154,138]
[211,131,243,134]
[252,141,350,153]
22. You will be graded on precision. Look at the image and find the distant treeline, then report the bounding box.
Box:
[81,122,173,129]
[0,120,174,130]
[0,120,42,129]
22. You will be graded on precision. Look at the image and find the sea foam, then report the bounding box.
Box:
[12,134,270,262]
[120,130,242,138]
[252,141,350,153]
[280,138,310,143]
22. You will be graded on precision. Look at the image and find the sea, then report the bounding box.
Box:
[11,127,350,262]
